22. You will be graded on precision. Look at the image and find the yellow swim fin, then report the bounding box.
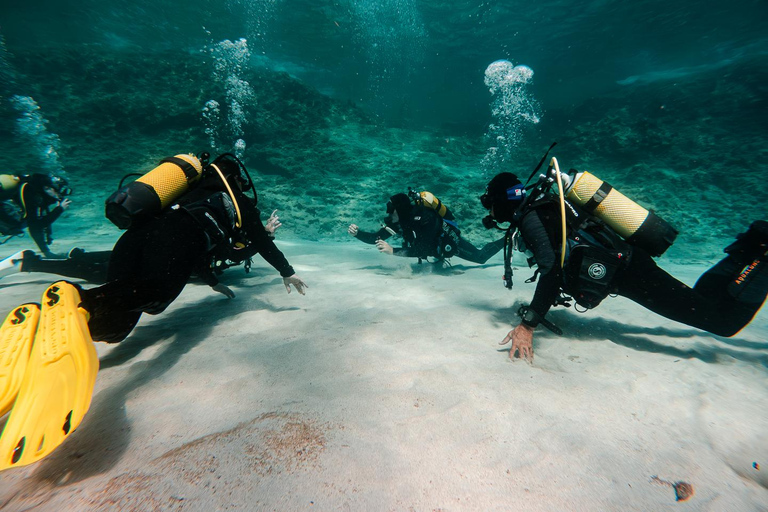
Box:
[0,281,99,470]
[0,304,40,417]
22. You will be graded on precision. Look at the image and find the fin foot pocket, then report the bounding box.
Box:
[0,281,99,471]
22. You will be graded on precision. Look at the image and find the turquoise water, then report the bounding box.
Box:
[1,0,767,254]
[1,3,768,508]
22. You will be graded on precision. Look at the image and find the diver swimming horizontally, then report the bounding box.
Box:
[0,152,307,470]
[349,188,505,265]
[480,151,768,363]
[0,172,72,258]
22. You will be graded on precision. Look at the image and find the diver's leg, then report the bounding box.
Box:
[723,220,768,263]
[132,212,209,313]
[615,249,764,337]
[456,237,505,264]
[106,226,145,282]
[85,305,142,343]
[17,249,111,283]
[0,250,25,279]
[67,249,111,282]
[696,221,768,303]
[83,212,208,325]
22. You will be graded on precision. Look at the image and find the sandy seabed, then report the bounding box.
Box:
[0,236,766,511]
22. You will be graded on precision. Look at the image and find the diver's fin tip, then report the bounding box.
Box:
[0,282,98,470]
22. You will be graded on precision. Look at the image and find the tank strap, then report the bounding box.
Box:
[443,218,459,230]
[160,156,198,181]
[583,182,613,214]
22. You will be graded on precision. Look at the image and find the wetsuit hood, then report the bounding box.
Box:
[482,172,523,223]
[386,193,413,222]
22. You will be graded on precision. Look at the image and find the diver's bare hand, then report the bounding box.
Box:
[375,239,394,255]
[266,210,282,235]
[212,283,236,299]
[283,275,308,295]
[59,198,72,210]
[500,323,534,363]
[348,224,359,236]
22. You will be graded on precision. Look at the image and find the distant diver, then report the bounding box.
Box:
[0,152,307,470]
[0,172,72,258]
[349,188,505,265]
[481,151,768,363]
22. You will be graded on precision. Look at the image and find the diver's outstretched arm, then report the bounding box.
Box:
[456,237,506,264]
[349,224,393,245]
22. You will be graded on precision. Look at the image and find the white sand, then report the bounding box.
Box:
[0,238,767,511]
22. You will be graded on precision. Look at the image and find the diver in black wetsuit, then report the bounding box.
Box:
[481,172,768,363]
[78,154,307,343]
[348,191,505,265]
[0,173,72,258]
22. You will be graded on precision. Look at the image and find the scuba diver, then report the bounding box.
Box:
[0,172,72,258]
[0,152,306,471]
[348,188,506,265]
[84,153,306,343]
[480,151,768,363]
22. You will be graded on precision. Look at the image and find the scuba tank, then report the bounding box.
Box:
[0,175,21,201]
[561,170,678,257]
[105,154,204,229]
[407,188,454,220]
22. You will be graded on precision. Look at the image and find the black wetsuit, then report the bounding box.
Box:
[355,207,505,264]
[519,202,767,337]
[0,174,66,257]
[19,249,111,282]
[82,174,295,343]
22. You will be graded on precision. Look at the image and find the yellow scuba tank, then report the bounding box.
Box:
[417,191,449,218]
[0,174,21,201]
[563,170,678,257]
[105,154,203,229]
[409,189,455,220]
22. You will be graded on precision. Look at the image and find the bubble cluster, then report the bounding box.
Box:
[203,38,255,155]
[234,138,246,160]
[202,100,221,150]
[226,0,281,53]
[484,60,534,93]
[349,0,427,109]
[10,95,63,174]
[482,59,541,175]
[0,32,17,91]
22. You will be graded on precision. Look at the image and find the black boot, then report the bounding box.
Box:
[724,220,768,263]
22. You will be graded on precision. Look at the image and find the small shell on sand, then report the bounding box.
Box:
[673,481,694,502]
[650,476,695,502]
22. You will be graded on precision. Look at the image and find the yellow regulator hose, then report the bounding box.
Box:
[550,157,567,268]
[210,164,243,229]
